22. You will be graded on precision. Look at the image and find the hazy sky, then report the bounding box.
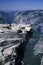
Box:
[0,0,43,11]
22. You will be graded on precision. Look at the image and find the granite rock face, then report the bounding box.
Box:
[0,10,43,65]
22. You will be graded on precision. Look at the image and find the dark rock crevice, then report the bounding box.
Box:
[15,29,33,65]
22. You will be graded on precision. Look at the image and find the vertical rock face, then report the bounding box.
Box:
[10,31,33,65]
[0,24,33,65]
[14,30,33,65]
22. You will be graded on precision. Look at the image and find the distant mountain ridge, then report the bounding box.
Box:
[0,10,43,24]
